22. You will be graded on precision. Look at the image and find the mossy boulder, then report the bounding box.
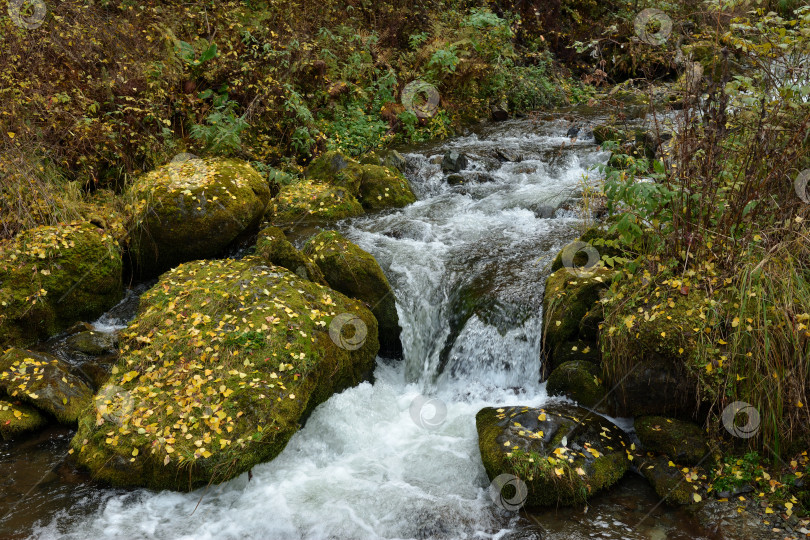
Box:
[66,331,118,356]
[268,179,364,228]
[0,348,93,424]
[304,231,401,358]
[307,151,416,211]
[306,150,357,189]
[579,303,604,342]
[476,404,631,507]
[0,222,123,348]
[551,340,600,366]
[128,157,271,277]
[600,283,707,418]
[634,416,708,465]
[0,399,48,439]
[255,226,327,286]
[356,165,416,211]
[546,361,606,408]
[639,455,698,506]
[71,256,379,491]
[542,267,613,372]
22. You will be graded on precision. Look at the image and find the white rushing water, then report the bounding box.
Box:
[36,118,611,540]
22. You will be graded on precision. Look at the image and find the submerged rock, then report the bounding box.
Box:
[0,348,93,424]
[129,157,271,277]
[477,404,631,507]
[0,222,123,349]
[0,399,48,439]
[304,231,402,358]
[255,226,327,285]
[71,256,378,491]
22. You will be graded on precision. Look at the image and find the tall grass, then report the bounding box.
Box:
[600,4,810,454]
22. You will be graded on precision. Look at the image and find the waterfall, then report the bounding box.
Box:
[35,118,615,540]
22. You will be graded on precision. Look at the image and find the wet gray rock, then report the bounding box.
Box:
[441,151,469,173]
[495,148,523,163]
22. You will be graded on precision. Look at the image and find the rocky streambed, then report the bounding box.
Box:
[0,108,792,539]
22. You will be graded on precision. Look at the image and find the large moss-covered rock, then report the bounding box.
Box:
[129,157,271,276]
[304,231,401,358]
[0,222,123,348]
[356,165,416,211]
[477,404,631,507]
[307,151,416,211]
[546,360,606,408]
[0,348,94,424]
[639,455,698,506]
[634,416,708,465]
[71,256,378,491]
[268,179,364,227]
[551,339,600,366]
[255,226,327,286]
[542,267,613,372]
[600,282,707,418]
[306,150,357,190]
[0,399,48,439]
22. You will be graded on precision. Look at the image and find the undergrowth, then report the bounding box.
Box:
[598,3,810,455]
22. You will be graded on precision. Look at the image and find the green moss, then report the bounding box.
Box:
[546,360,606,408]
[0,399,48,439]
[268,180,364,227]
[255,226,327,286]
[0,348,93,424]
[592,125,628,146]
[543,267,614,370]
[305,151,414,212]
[71,256,378,491]
[579,303,604,342]
[356,165,416,211]
[129,158,271,276]
[640,455,698,506]
[0,222,123,349]
[635,416,708,465]
[304,230,401,357]
[602,282,708,367]
[599,274,711,417]
[551,227,625,273]
[66,331,118,356]
[552,339,600,366]
[476,404,630,507]
[306,151,358,191]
